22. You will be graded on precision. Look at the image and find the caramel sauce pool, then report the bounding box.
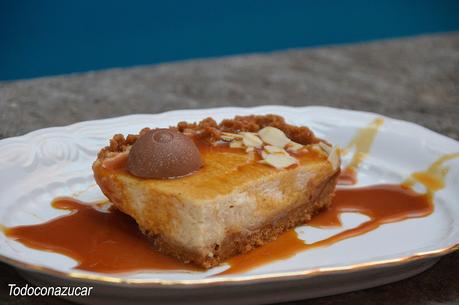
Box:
[5,197,199,273]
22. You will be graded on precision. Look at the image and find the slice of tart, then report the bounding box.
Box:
[92,115,340,268]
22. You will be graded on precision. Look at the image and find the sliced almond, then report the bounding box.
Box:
[286,141,303,152]
[221,132,243,141]
[318,141,332,155]
[327,145,340,171]
[229,140,243,148]
[246,147,254,153]
[261,149,288,159]
[264,145,288,154]
[261,150,268,159]
[263,153,298,169]
[241,132,263,148]
[258,127,291,148]
[310,143,327,156]
[221,135,235,142]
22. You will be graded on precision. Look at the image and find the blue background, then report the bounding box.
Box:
[1,0,459,81]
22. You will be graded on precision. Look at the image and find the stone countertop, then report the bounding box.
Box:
[0,33,458,305]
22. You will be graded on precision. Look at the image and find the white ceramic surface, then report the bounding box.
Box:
[0,106,458,305]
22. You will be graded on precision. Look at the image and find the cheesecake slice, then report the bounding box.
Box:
[93,115,340,268]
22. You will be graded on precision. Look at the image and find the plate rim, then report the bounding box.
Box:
[1,105,458,287]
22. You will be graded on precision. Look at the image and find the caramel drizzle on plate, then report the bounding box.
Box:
[403,152,459,196]
[221,184,433,275]
[337,117,384,185]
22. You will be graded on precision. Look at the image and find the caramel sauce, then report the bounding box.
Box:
[5,197,199,273]
[403,152,459,195]
[339,117,384,185]
[337,167,358,185]
[3,179,444,276]
[101,152,128,172]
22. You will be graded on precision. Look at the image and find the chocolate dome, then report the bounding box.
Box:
[127,129,202,179]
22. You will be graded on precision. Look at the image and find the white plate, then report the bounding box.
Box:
[0,106,458,305]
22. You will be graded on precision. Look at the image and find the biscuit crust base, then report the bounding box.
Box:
[144,172,338,269]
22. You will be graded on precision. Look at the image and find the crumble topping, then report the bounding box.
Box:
[177,114,318,145]
[97,115,320,165]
